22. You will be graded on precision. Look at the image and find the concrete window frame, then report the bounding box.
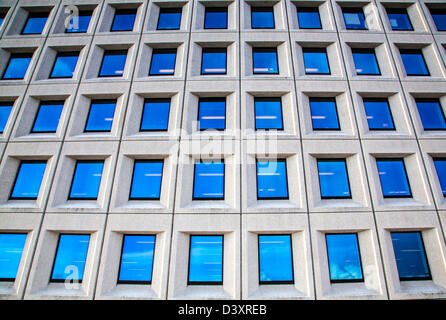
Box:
[419,0,446,34]
[0,85,26,143]
[288,0,335,31]
[377,0,429,33]
[241,0,286,31]
[50,1,102,35]
[193,0,237,31]
[96,0,146,34]
[334,0,383,32]
[145,0,191,32]
[0,1,16,37]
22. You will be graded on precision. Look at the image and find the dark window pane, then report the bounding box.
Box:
[258,235,294,284]
[0,102,13,133]
[201,48,227,75]
[253,47,279,74]
[309,98,340,130]
[352,48,381,75]
[50,52,79,78]
[118,235,156,284]
[297,7,322,29]
[10,161,46,199]
[69,161,104,200]
[188,235,223,284]
[433,158,446,196]
[317,159,351,199]
[51,234,90,282]
[204,7,227,29]
[326,233,364,282]
[0,233,27,281]
[251,6,275,29]
[303,48,330,74]
[31,101,64,133]
[415,99,446,130]
[149,49,176,76]
[430,9,446,31]
[193,160,224,200]
[65,10,92,33]
[0,11,6,28]
[256,159,288,199]
[2,53,33,80]
[376,159,412,198]
[400,49,429,76]
[157,7,182,30]
[84,100,116,132]
[342,8,367,30]
[129,160,163,200]
[387,8,413,30]
[198,98,226,130]
[140,98,171,131]
[363,98,395,130]
[99,50,127,77]
[111,9,136,31]
[254,97,283,130]
[21,12,48,34]
[391,232,431,280]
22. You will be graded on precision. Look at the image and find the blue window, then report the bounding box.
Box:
[309,98,340,130]
[317,159,351,199]
[157,7,182,30]
[50,234,90,282]
[303,48,330,75]
[140,98,171,131]
[31,101,64,133]
[400,49,429,76]
[376,158,412,198]
[201,48,227,75]
[188,235,223,284]
[326,233,364,283]
[99,50,127,77]
[0,233,27,281]
[251,6,275,29]
[0,11,7,28]
[111,9,136,31]
[415,99,446,130]
[352,48,381,75]
[84,99,116,132]
[21,12,48,35]
[149,49,177,76]
[256,159,288,199]
[363,98,395,130]
[49,52,79,78]
[0,102,13,133]
[297,7,322,29]
[118,235,156,284]
[65,10,92,33]
[204,7,227,29]
[193,160,224,200]
[391,232,431,281]
[10,161,46,200]
[342,8,367,30]
[2,53,33,80]
[254,97,283,130]
[129,160,163,200]
[430,9,446,31]
[69,161,104,200]
[387,8,413,31]
[258,234,294,284]
[198,98,226,130]
[433,158,446,196]
[252,47,279,74]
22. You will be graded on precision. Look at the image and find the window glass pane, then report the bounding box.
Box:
[297,7,322,29]
[66,10,92,33]
[31,101,64,133]
[10,161,46,199]
[0,233,27,280]
[251,6,275,29]
[352,49,381,75]
[376,159,412,198]
[430,9,446,31]
[363,98,395,130]
[303,48,330,74]
[433,159,446,196]
[111,9,136,31]
[309,98,340,130]
[342,8,367,29]
[118,235,155,283]
[0,103,13,133]
[400,49,429,76]
[201,48,227,74]
[188,235,223,284]
[99,50,127,77]
[258,235,293,283]
[256,160,288,199]
[149,49,176,76]
[387,8,413,30]
[254,97,283,130]
[326,233,363,282]
[391,232,431,280]
[317,159,351,199]
[204,7,227,29]
[84,100,116,132]
[69,161,104,199]
[415,99,446,130]
[140,98,171,131]
[51,234,90,282]
[2,53,33,80]
[253,48,279,74]
[193,160,224,200]
[130,160,163,200]
[22,12,48,34]
[0,11,6,28]
[198,98,226,130]
[157,7,182,30]
[50,52,79,78]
